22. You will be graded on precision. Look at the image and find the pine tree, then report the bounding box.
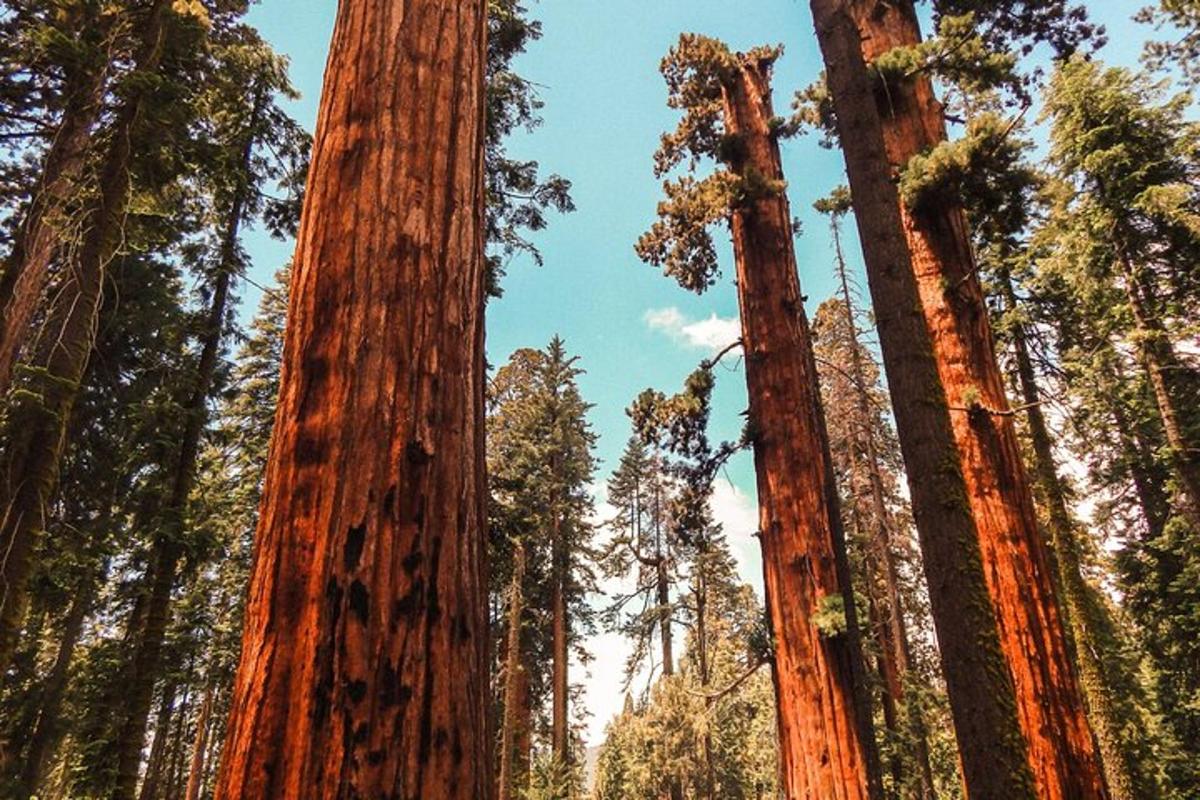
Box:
[636,34,881,799]
[488,339,597,799]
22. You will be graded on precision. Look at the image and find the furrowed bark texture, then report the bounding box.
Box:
[0,0,171,675]
[808,2,1038,797]
[722,52,880,800]
[213,1,490,797]
[842,3,1108,797]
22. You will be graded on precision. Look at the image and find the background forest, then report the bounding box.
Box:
[0,0,1197,799]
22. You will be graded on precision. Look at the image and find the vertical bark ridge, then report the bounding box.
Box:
[722,51,881,800]
[214,1,490,797]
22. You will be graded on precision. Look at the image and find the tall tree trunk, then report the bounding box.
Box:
[497,543,528,800]
[821,2,1108,797]
[15,575,96,799]
[213,0,490,796]
[0,9,113,396]
[1114,247,1200,528]
[808,3,1038,797]
[551,506,570,777]
[999,269,1157,800]
[653,481,673,678]
[184,685,214,800]
[111,87,266,800]
[832,217,937,800]
[137,684,178,800]
[720,49,881,800]
[0,0,172,675]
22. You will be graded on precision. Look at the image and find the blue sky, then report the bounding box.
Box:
[240,0,1157,745]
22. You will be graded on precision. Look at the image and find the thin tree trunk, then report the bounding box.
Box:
[720,49,881,800]
[1115,247,1200,528]
[999,269,1157,800]
[653,482,673,678]
[184,685,214,800]
[823,2,1109,797]
[0,9,113,396]
[137,684,178,800]
[497,543,527,800]
[16,575,96,799]
[111,87,266,800]
[213,0,490,796]
[551,505,569,776]
[0,0,172,675]
[808,3,1038,797]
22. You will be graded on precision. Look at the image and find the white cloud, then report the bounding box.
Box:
[644,307,741,353]
[710,479,763,594]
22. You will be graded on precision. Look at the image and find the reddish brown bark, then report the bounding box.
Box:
[808,2,1038,797]
[0,0,172,675]
[840,4,1108,797]
[720,51,881,800]
[999,269,1152,800]
[213,0,490,797]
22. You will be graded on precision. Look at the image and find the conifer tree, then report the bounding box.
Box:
[637,34,882,799]
[806,3,1109,796]
[488,339,598,799]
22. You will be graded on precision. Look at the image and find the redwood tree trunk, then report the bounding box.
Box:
[213,0,490,796]
[721,50,881,800]
[808,2,1037,797]
[0,0,172,675]
[829,3,1108,798]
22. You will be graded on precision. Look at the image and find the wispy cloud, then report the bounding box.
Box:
[644,307,741,353]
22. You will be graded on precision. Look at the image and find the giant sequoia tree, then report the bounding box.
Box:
[637,34,881,800]
[214,1,492,797]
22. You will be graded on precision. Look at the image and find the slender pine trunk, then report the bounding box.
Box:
[15,574,96,799]
[497,543,528,800]
[111,91,263,800]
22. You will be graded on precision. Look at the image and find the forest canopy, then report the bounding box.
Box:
[0,1,1197,799]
